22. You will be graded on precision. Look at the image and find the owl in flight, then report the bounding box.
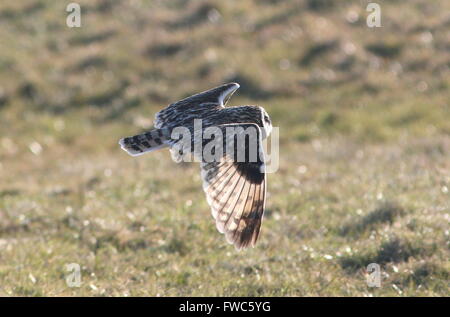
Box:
[119,83,272,250]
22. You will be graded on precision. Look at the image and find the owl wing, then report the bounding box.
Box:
[200,123,267,250]
[154,83,239,128]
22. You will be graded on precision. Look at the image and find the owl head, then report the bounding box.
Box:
[259,107,272,139]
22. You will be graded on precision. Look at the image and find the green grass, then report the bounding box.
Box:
[0,0,449,296]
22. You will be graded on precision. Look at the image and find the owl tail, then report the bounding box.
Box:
[119,128,170,156]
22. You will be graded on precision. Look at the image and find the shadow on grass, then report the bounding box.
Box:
[299,40,339,66]
[339,237,436,273]
[395,263,450,288]
[339,201,405,237]
[68,30,117,46]
[167,3,218,29]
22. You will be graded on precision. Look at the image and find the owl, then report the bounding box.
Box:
[119,83,272,250]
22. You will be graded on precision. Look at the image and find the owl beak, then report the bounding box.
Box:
[220,83,240,106]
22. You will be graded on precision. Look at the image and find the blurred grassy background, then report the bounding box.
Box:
[0,0,449,296]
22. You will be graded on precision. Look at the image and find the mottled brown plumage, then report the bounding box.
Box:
[119,83,272,250]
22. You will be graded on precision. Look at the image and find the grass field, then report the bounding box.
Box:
[0,0,449,296]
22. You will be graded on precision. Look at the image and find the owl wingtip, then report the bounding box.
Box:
[227,82,240,89]
[219,83,240,106]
